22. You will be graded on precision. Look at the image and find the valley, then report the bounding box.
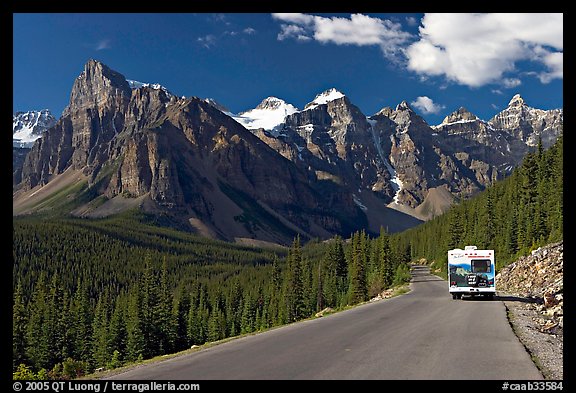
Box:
[12,58,563,381]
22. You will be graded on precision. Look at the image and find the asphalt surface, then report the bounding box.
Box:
[106,266,543,380]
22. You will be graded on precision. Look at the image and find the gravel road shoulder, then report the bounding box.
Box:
[501,293,563,380]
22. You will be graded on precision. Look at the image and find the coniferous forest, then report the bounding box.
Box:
[13,214,410,378]
[395,134,563,276]
[12,134,562,379]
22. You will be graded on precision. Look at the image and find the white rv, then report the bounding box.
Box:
[448,246,495,300]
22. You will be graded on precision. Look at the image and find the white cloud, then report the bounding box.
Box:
[272,13,315,26]
[406,13,563,87]
[198,27,256,48]
[406,16,418,27]
[278,24,311,41]
[503,78,522,89]
[95,39,111,51]
[410,96,445,114]
[272,13,412,62]
[197,35,217,48]
[537,50,563,83]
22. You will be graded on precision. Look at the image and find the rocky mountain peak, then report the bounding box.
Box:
[489,94,562,148]
[14,59,564,241]
[204,98,231,114]
[508,93,526,107]
[254,97,289,111]
[440,107,480,125]
[388,100,429,133]
[63,59,132,116]
[395,100,413,112]
[374,107,394,117]
[304,88,345,110]
[234,96,298,132]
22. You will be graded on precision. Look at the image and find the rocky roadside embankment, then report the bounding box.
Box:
[496,241,563,380]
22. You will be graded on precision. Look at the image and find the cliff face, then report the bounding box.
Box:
[489,94,563,148]
[15,60,563,240]
[280,94,394,203]
[16,60,363,243]
[21,60,133,188]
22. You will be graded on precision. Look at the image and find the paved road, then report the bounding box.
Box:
[107,266,542,380]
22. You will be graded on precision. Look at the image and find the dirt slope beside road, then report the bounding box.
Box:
[496,241,563,380]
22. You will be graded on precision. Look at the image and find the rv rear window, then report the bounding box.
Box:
[471,259,491,273]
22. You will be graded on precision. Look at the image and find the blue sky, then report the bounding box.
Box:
[13,13,563,125]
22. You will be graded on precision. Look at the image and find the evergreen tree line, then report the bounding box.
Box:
[14,134,562,378]
[393,134,563,275]
[13,216,412,377]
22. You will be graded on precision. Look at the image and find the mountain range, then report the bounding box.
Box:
[12,59,563,244]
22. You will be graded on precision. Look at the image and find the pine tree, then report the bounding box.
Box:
[186,292,200,345]
[316,258,324,311]
[321,248,337,308]
[506,206,519,256]
[271,256,282,291]
[285,236,306,321]
[549,134,563,240]
[240,295,255,333]
[72,279,93,364]
[59,292,74,363]
[447,209,464,250]
[125,285,145,362]
[482,189,496,249]
[378,228,393,289]
[156,257,175,354]
[46,275,69,367]
[140,255,160,357]
[26,274,49,370]
[324,235,348,306]
[518,152,538,249]
[188,283,209,345]
[108,297,127,366]
[13,281,28,370]
[229,280,243,336]
[92,295,110,368]
[174,286,190,351]
[349,231,368,304]
[208,309,222,341]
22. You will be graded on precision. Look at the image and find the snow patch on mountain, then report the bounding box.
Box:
[13,109,56,148]
[368,120,403,204]
[431,118,481,129]
[304,88,345,110]
[353,194,368,212]
[204,98,232,115]
[233,97,299,135]
[127,79,174,98]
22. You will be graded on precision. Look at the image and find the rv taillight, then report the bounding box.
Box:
[451,281,456,286]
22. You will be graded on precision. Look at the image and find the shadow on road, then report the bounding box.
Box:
[496,295,541,304]
[457,296,496,302]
